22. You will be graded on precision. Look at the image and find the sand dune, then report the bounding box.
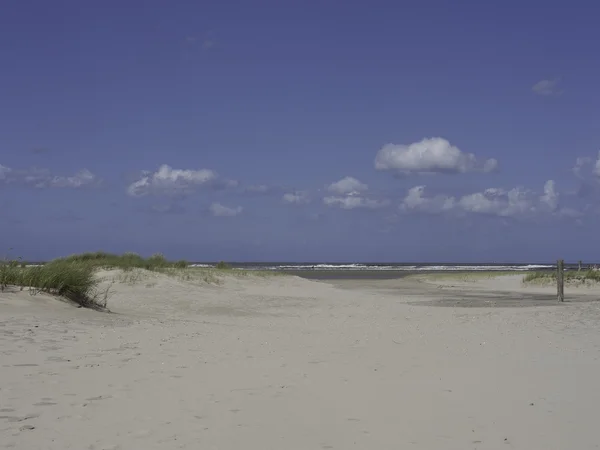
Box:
[1,271,600,449]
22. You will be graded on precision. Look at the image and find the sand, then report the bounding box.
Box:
[1,271,600,449]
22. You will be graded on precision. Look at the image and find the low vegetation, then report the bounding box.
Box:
[523,270,600,284]
[1,251,284,309]
[416,269,600,286]
[215,261,232,270]
[0,258,102,309]
[53,251,187,271]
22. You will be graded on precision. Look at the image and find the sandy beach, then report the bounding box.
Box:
[2,270,600,450]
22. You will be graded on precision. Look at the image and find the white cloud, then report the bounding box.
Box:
[327,176,368,195]
[594,151,600,177]
[209,202,243,217]
[556,207,584,219]
[282,192,310,204]
[0,164,98,188]
[324,177,386,209]
[323,195,387,210]
[127,164,233,197]
[540,180,559,212]
[532,78,562,96]
[458,187,533,217]
[44,169,97,188]
[401,186,455,214]
[402,181,569,219]
[483,158,499,173]
[0,164,12,180]
[375,137,498,175]
[573,156,592,178]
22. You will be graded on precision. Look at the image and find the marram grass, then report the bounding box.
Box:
[0,259,100,308]
[54,251,181,270]
[523,269,600,283]
[0,252,191,309]
[1,252,284,309]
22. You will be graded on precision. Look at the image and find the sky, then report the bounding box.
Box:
[1,0,600,262]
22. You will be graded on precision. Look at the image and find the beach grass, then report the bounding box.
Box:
[112,265,285,287]
[53,251,183,271]
[0,259,101,308]
[523,269,600,284]
[1,252,187,309]
[1,252,285,308]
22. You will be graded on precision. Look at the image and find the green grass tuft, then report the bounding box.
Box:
[1,259,101,308]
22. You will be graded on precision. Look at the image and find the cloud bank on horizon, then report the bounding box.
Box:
[2,1,599,261]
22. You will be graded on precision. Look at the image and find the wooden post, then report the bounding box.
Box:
[557,259,565,302]
[578,260,582,271]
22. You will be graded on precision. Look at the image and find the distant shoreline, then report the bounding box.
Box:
[284,269,539,281]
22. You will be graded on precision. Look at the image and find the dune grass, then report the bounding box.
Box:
[0,259,102,308]
[111,264,285,287]
[111,267,222,286]
[0,252,190,309]
[523,270,600,284]
[53,251,189,271]
[1,252,285,308]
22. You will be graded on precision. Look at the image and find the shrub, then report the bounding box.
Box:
[216,261,231,270]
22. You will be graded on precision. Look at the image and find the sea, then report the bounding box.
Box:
[188,262,564,280]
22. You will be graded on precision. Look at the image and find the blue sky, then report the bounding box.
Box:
[2,0,600,262]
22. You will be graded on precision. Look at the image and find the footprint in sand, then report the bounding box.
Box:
[46,356,71,363]
[85,395,112,401]
[1,413,39,423]
[81,395,113,407]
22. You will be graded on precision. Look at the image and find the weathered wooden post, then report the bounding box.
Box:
[557,259,565,302]
[578,260,582,271]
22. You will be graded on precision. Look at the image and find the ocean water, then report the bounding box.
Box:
[190,262,557,271]
[188,262,563,280]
